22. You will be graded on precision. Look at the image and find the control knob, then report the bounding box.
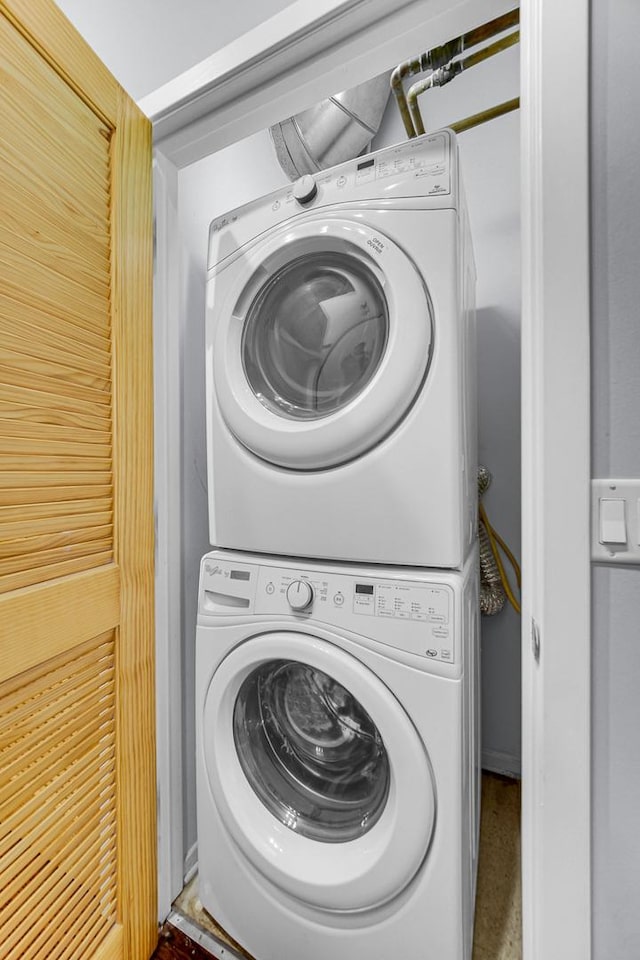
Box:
[292,174,317,205]
[286,579,314,611]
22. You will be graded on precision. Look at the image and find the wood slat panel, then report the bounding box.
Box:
[0,4,155,959]
[0,324,110,378]
[0,173,109,275]
[0,108,109,217]
[2,841,117,957]
[0,471,112,490]
[0,434,111,458]
[0,403,111,433]
[0,507,111,540]
[0,348,110,395]
[0,634,112,706]
[0,455,110,475]
[0,483,111,507]
[0,360,110,408]
[0,161,109,274]
[45,913,113,960]
[0,524,111,558]
[0,565,119,683]
[0,747,115,861]
[0,14,110,199]
[0,550,113,597]
[90,926,124,960]
[0,497,112,523]
[1,688,114,791]
[0,768,116,897]
[0,8,113,156]
[0,250,110,340]
[0,383,112,420]
[6,818,115,937]
[1,671,113,763]
[0,539,111,577]
[5,874,115,960]
[0,630,118,960]
[0,0,119,124]
[0,415,111,445]
[0,293,112,360]
[0,217,109,298]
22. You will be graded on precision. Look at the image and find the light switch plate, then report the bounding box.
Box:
[592,479,640,564]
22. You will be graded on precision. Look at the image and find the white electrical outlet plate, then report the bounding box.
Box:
[591,479,640,564]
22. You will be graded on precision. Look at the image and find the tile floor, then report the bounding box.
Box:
[173,771,522,960]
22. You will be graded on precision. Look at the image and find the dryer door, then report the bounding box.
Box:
[211,218,433,469]
[202,632,436,911]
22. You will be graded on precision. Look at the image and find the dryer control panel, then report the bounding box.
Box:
[207,130,457,272]
[199,553,458,664]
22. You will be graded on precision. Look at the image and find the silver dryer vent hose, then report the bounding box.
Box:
[269,72,391,181]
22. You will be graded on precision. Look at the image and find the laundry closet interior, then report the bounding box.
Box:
[1,0,599,955]
[42,2,521,960]
[151,1,523,955]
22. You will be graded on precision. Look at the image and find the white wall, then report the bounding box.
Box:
[177,41,521,859]
[590,0,640,954]
[54,0,295,100]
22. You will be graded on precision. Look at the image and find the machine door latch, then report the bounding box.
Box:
[531,618,541,662]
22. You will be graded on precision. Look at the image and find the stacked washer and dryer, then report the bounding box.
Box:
[196,129,481,960]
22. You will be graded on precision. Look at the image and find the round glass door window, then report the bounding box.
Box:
[233,659,390,843]
[241,252,388,420]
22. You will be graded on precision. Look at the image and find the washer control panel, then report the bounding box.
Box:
[199,555,456,664]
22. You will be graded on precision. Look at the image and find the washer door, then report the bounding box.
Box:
[212,219,433,469]
[202,632,436,911]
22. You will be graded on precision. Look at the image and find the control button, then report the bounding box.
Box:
[333,592,345,607]
[336,175,347,188]
[426,649,438,658]
[397,611,410,620]
[412,613,428,621]
[272,200,281,211]
[441,649,452,660]
[293,174,317,205]
[286,579,314,611]
[265,582,275,596]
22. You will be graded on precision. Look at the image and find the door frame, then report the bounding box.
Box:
[143,0,592,956]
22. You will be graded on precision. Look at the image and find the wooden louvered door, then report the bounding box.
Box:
[0,2,156,959]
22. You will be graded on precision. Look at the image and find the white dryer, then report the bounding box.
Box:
[195,548,480,960]
[205,130,477,569]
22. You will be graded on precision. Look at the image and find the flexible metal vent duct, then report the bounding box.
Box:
[270,72,391,181]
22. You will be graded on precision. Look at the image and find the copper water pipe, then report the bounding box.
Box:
[391,8,519,138]
[408,30,520,137]
[449,97,520,135]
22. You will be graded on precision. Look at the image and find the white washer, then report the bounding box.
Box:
[206,130,477,569]
[196,548,480,960]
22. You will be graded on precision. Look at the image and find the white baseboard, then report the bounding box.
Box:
[482,748,521,779]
